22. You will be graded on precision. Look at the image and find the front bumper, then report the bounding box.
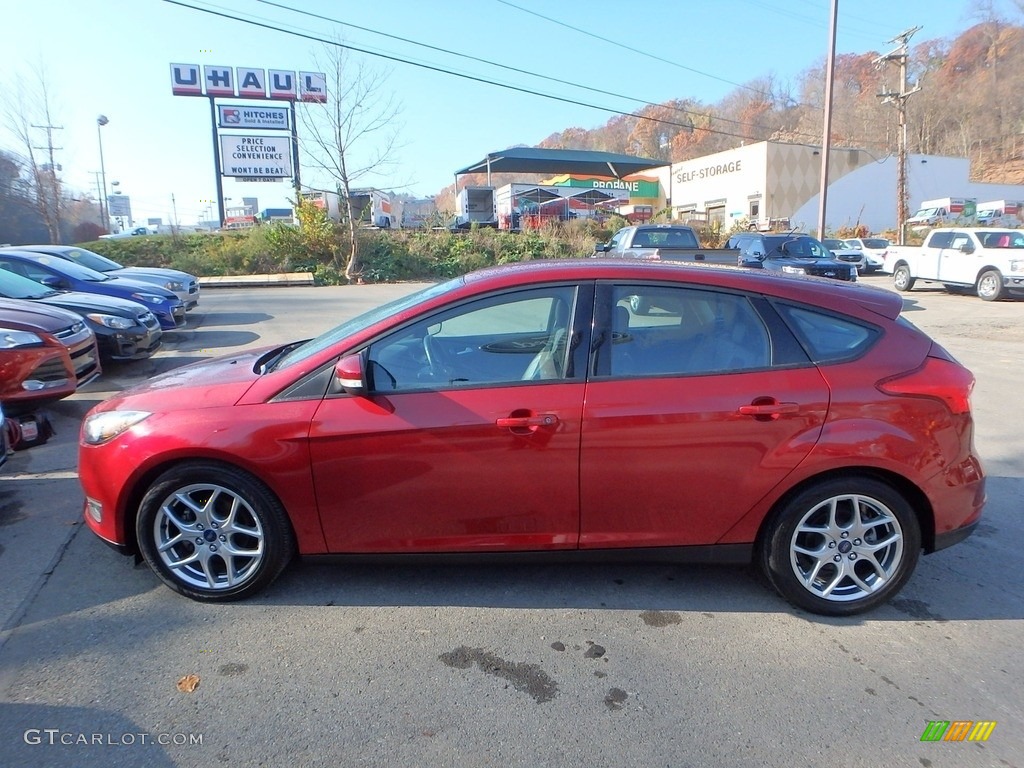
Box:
[95,326,163,361]
[155,305,187,330]
[932,521,978,552]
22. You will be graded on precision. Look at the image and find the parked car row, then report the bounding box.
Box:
[0,244,199,421]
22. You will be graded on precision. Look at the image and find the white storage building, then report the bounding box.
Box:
[645,140,1024,234]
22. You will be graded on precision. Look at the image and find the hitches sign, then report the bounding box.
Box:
[220,135,292,179]
[218,105,289,130]
[171,64,327,102]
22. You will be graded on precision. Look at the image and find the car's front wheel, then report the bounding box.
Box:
[136,462,295,601]
[760,478,921,616]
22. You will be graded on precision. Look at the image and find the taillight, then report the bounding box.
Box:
[876,355,974,414]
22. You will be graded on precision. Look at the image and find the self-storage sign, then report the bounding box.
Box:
[218,105,290,130]
[220,135,293,178]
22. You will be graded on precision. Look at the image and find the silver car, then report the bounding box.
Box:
[5,245,200,310]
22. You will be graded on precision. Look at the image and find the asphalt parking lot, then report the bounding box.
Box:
[1,274,1022,768]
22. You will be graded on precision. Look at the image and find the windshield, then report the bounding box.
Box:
[59,247,123,273]
[24,254,111,282]
[270,278,461,371]
[913,207,938,217]
[823,240,845,249]
[862,238,888,248]
[767,237,832,260]
[0,268,59,299]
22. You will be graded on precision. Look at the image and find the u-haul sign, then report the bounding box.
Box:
[171,64,326,103]
[218,105,289,130]
[220,135,292,178]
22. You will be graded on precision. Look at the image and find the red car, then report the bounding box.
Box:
[1,297,101,415]
[78,261,984,615]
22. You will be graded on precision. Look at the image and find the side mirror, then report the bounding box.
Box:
[959,243,974,254]
[594,242,611,253]
[335,352,367,396]
[751,250,767,260]
[40,276,65,289]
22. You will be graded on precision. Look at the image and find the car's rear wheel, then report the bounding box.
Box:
[893,264,915,292]
[760,478,921,616]
[136,462,295,601]
[976,269,1006,301]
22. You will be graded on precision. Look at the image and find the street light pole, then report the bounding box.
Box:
[96,115,110,232]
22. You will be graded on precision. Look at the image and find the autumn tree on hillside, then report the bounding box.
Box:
[300,42,402,280]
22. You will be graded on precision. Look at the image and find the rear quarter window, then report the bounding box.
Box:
[774,303,879,363]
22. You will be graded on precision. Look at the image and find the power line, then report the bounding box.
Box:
[257,0,822,140]
[166,0,835,150]
[493,0,780,100]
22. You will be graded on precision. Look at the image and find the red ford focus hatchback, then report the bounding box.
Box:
[78,261,984,615]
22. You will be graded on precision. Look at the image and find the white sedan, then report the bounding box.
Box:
[842,237,890,273]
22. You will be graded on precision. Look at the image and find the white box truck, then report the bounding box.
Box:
[906,197,977,230]
[455,187,497,229]
[300,190,342,221]
[347,189,393,228]
[977,200,1023,227]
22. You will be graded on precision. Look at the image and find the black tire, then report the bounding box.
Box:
[759,477,921,616]
[976,269,1006,301]
[136,462,296,601]
[893,264,915,292]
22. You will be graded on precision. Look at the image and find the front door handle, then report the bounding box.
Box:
[738,402,799,420]
[496,414,559,429]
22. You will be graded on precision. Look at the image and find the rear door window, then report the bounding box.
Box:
[774,303,879,363]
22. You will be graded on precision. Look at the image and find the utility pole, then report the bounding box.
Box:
[91,171,105,226]
[875,27,922,244]
[815,0,839,240]
[32,121,64,242]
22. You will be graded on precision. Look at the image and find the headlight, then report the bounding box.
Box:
[82,410,151,445]
[781,266,806,275]
[131,293,164,305]
[85,313,135,330]
[0,328,44,348]
[163,281,185,291]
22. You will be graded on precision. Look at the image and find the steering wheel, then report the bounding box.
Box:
[422,333,449,380]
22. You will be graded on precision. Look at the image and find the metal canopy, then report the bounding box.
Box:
[455,147,668,180]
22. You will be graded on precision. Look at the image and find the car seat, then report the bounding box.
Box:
[687,294,769,373]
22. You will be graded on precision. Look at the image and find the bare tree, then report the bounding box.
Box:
[1,65,64,243]
[299,42,402,280]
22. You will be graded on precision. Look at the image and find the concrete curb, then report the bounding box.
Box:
[198,272,314,288]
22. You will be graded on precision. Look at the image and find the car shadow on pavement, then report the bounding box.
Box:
[190,311,273,327]
[161,329,263,354]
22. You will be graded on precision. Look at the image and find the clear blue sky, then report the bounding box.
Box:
[2,0,1015,226]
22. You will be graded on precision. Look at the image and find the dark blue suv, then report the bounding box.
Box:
[0,251,185,330]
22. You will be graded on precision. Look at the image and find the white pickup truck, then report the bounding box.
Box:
[887,228,1024,301]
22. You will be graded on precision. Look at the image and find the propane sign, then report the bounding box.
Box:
[220,135,292,178]
[218,105,290,130]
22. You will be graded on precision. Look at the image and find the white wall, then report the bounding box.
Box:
[792,154,1024,234]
